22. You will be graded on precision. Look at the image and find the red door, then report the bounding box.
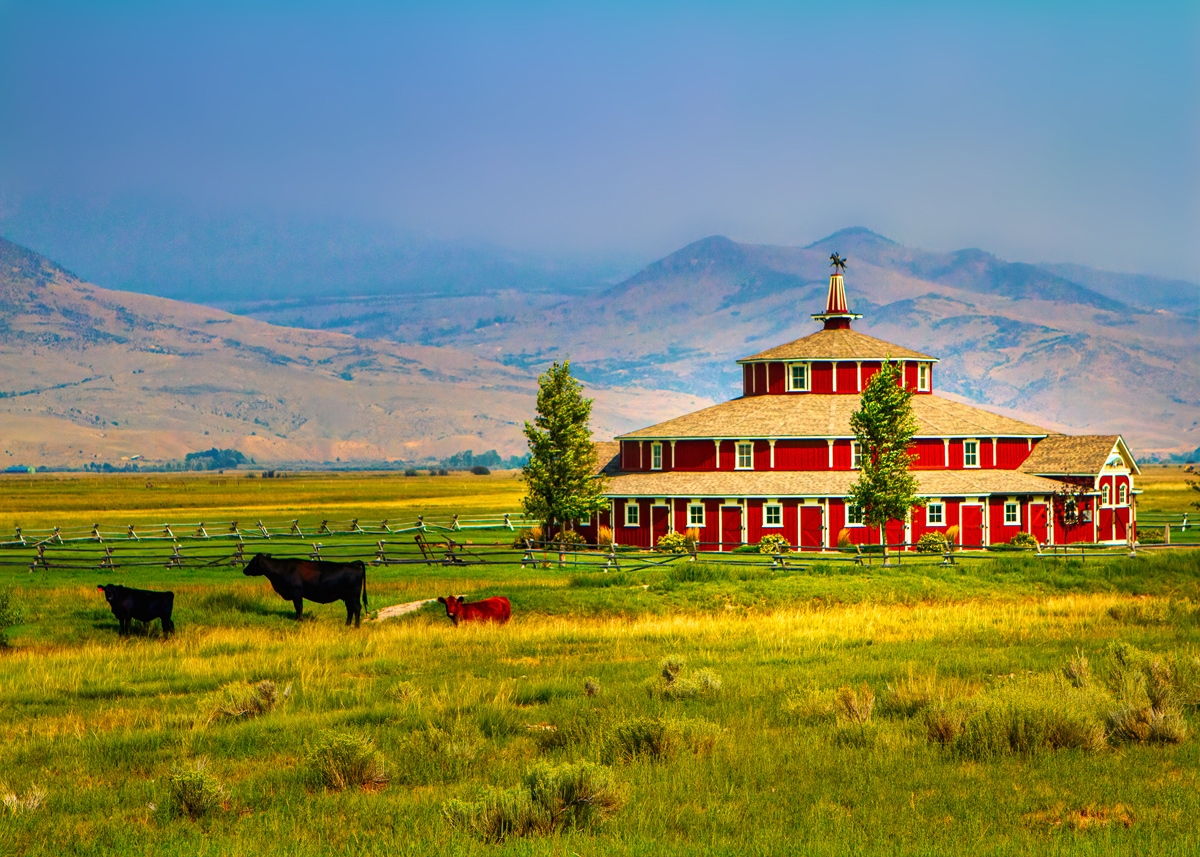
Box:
[885,518,906,550]
[720,506,743,552]
[1030,504,1049,545]
[800,506,823,549]
[1114,508,1129,543]
[651,505,671,549]
[961,505,983,549]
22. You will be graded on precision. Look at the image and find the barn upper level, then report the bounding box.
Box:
[737,261,938,396]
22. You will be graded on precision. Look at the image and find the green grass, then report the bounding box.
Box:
[0,474,1199,854]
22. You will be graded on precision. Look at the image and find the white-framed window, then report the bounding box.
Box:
[847,503,864,526]
[1004,502,1019,526]
[1102,484,1112,505]
[927,502,944,526]
[651,442,663,470]
[918,363,930,391]
[963,439,979,468]
[736,441,754,470]
[851,442,863,469]
[624,502,640,527]
[688,503,705,527]
[787,362,810,392]
[764,503,783,527]
[1118,483,1128,505]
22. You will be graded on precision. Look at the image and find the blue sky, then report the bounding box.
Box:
[2,0,1197,281]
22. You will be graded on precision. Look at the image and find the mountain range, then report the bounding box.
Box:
[0,228,1195,467]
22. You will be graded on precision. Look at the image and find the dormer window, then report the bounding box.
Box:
[736,441,754,470]
[917,363,930,392]
[787,362,810,392]
[651,442,663,470]
[963,440,979,468]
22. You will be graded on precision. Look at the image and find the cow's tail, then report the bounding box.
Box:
[360,561,368,610]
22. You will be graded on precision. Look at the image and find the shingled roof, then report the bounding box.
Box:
[616,394,1048,440]
[602,468,1063,498]
[1020,435,1140,477]
[739,327,936,363]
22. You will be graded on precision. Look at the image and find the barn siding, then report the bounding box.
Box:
[768,362,786,394]
[811,362,834,393]
[774,439,827,469]
[674,440,714,470]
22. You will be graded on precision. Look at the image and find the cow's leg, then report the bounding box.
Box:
[293,597,304,620]
[161,616,175,637]
[119,618,130,636]
[344,598,358,627]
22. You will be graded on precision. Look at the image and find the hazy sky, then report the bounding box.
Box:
[2,0,1198,281]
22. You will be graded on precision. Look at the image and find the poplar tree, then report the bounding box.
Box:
[847,360,923,550]
[521,360,608,540]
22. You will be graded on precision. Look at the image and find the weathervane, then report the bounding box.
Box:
[829,253,847,273]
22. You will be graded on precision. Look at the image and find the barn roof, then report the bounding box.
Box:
[616,393,1047,441]
[1020,435,1140,477]
[600,468,1064,498]
[739,327,936,363]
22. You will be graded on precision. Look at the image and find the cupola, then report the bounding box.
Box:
[810,253,863,330]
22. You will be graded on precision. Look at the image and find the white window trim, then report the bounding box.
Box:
[735,441,754,470]
[963,439,980,469]
[1118,483,1128,505]
[624,502,640,527]
[1102,484,1112,506]
[651,442,663,471]
[927,502,944,526]
[1004,502,1020,526]
[763,503,783,528]
[786,361,811,392]
[851,441,863,470]
[846,502,865,527]
[917,363,930,392]
[687,503,705,528]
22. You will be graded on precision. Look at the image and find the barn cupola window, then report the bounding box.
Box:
[917,363,930,392]
[851,441,863,469]
[963,439,980,468]
[651,442,663,470]
[787,362,810,392]
[736,441,754,470]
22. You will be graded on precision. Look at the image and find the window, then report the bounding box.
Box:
[963,440,979,468]
[624,502,639,527]
[851,442,863,469]
[918,363,929,391]
[736,441,754,469]
[688,503,705,527]
[927,503,944,526]
[787,362,810,392]
[764,504,782,527]
[651,442,663,470]
[847,503,864,526]
[1118,484,1128,505]
[1004,502,1019,526]
[1102,484,1112,505]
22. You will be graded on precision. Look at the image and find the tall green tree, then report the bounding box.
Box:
[847,360,923,548]
[521,360,608,539]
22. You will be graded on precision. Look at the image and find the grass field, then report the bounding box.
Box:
[0,472,1198,856]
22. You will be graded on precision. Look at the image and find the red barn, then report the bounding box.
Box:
[581,265,1139,551]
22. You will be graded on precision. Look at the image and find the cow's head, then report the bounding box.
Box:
[243,554,270,576]
[437,595,463,626]
[97,583,115,602]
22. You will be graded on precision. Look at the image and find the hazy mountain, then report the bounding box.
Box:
[235,229,1197,457]
[0,237,708,467]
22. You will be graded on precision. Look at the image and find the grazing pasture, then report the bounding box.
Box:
[0,472,1198,856]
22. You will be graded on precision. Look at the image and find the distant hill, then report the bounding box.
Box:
[0,238,708,467]
[234,229,1198,457]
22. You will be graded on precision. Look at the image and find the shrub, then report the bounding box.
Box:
[835,684,875,723]
[916,531,949,554]
[163,759,225,820]
[403,469,418,477]
[1009,531,1038,549]
[304,732,388,791]
[596,526,614,547]
[555,530,586,548]
[685,528,701,549]
[584,678,600,698]
[837,529,853,550]
[443,761,623,842]
[0,590,20,649]
[647,657,722,701]
[949,677,1107,759]
[204,680,287,725]
[1062,649,1092,689]
[1106,704,1188,744]
[606,716,719,762]
[656,531,690,553]
[758,533,791,554]
[668,562,731,583]
[512,527,543,548]
[470,465,491,475]
[1138,527,1165,544]
[945,525,960,550]
[880,673,937,718]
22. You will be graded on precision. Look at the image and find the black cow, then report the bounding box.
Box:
[242,553,368,627]
[97,584,175,637]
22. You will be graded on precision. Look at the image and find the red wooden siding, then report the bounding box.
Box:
[755,363,768,395]
[753,440,771,470]
[831,439,854,470]
[674,440,714,470]
[703,499,721,547]
[784,500,801,546]
[860,361,881,388]
[904,362,917,391]
[774,439,827,469]
[810,362,834,393]
[910,439,944,468]
[996,438,1032,468]
[767,362,786,394]
[836,363,858,393]
[746,498,763,545]
[621,441,641,470]
[719,440,736,470]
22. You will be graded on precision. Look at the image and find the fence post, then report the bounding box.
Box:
[196,522,209,539]
[317,520,330,535]
[53,526,62,545]
[167,542,183,568]
[92,523,102,542]
[15,526,23,546]
[504,513,512,530]
[521,538,535,569]
[126,524,138,540]
[290,520,301,536]
[310,543,322,561]
[351,518,362,533]
[229,521,239,537]
[233,539,245,566]
[31,543,46,572]
[1165,524,1171,545]
[376,540,387,566]
[452,514,460,530]
[162,525,174,540]
[100,546,116,571]
[605,544,619,572]
[418,515,426,532]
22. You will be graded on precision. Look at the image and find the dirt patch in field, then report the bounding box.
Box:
[372,599,436,622]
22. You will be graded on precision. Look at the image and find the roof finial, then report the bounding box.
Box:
[812,250,862,330]
[830,252,847,273]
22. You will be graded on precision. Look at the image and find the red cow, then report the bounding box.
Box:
[437,595,511,626]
